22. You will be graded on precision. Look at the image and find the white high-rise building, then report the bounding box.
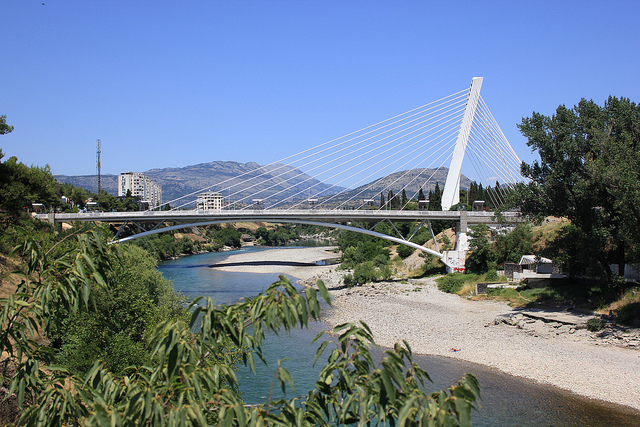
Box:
[118,172,163,207]
[196,191,223,211]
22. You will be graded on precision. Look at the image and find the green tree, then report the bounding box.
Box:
[50,244,186,374]
[397,244,415,259]
[429,182,442,211]
[0,115,13,135]
[515,96,640,277]
[0,152,60,224]
[495,224,533,264]
[466,224,497,274]
[214,225,242,248]
[2,231,480,425]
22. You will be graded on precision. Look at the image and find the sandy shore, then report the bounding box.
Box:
[211,246,339,281]
[212,246,640,411]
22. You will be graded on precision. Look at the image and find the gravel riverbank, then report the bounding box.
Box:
[212,246,640,411]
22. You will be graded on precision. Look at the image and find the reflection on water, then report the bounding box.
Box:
[159,248,640,426]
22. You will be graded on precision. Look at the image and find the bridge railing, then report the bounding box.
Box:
[35,209,514,224]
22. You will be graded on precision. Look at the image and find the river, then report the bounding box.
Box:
[159,247,639,426]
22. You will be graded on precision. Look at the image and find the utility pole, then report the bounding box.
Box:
[96,139,102,194]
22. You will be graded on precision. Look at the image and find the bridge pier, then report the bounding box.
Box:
[443,211,469,273]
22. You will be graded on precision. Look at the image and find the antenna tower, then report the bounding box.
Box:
[96,139,102,194]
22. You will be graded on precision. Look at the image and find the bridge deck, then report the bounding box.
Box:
[37,209,516,224]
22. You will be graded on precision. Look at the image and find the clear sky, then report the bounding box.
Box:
[2,1,639,181]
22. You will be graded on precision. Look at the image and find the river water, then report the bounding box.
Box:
[159,247,639,426]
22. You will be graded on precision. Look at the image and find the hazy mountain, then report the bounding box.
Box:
[305,167,472,207]
[54,161,345,206]
[54,163,472,208]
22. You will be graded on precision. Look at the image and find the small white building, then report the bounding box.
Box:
[519,255,554,274]
[196,191,223,211]
[513,255,563,281]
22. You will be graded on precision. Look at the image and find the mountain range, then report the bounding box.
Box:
[54,161,471,207]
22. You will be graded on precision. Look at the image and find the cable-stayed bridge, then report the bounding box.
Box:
[40,77,526,271]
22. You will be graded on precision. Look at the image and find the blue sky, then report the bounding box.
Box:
[2,1,639,184]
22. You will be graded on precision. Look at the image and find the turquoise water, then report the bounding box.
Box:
[159,247,640,426]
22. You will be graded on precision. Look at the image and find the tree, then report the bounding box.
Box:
[2,231,480,425]
[515,96,640,277]
[495,224,533,264]
[50,245,186,375]
[0,152,60,225]
[466,224,497,274]
[418,187,426,202]
[429,182,442,211]
[0,115,13,135]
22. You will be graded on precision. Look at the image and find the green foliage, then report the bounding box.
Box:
[466,224,497,274]
[495,224,533,264]
[436,274,468,294]
[397,244,415,259]
[353,261,379,284]
[485,269,499,282]
[1,232,480,425]
[615,302,640,326]
[133,233,184,260]
[337,231,390,270]
[343,261,392,287]
[0,153,59,220]
[0,115,14,134]
[541,223,604,278]
[515,96,640,276]
[255,225,299,246]
[213,225,242,248]
[586,318,606,332]
[50,244,186,374]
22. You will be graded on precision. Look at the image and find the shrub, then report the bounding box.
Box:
[485,269,498,281]
[397,244,415,259]
[353,261,378,285]
[586,317,606,332]
[615,302,640,326]
[343,274,354,288]
[436,273,468,294]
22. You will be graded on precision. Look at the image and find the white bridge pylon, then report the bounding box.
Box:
[441,77,483,212]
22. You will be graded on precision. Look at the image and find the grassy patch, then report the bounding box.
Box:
[436,273,484,294]
[436,272,509,296]
[603,287,640,326]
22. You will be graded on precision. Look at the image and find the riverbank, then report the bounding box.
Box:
[210,246,339,280]
[211,247,640,412]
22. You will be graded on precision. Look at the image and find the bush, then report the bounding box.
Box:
[436,274,468,294]
[397,244,415,259]
[485,269,498,281]
[587,317,606,332]
[615,302,640,326]
[343,273,354,288]
[353,261,379,285]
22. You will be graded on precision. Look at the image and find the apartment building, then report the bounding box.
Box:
[118,172,163,207]
[196,191,223,211]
